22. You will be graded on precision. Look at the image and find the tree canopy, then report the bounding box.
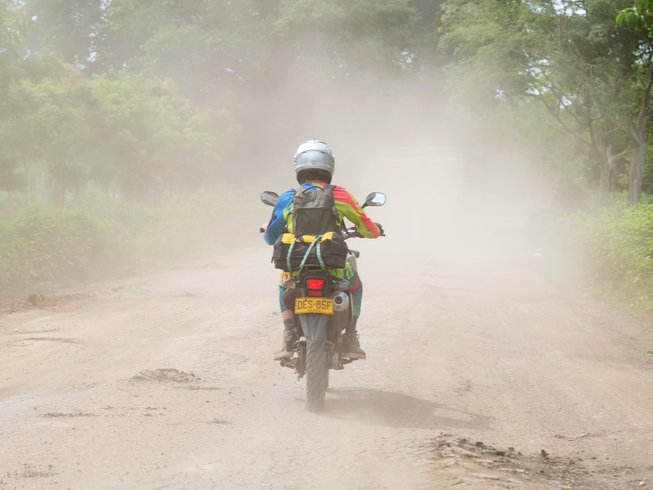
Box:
[2,0,653,207]
[440,0,653,202]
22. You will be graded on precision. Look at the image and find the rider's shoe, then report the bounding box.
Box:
[342,332,366,360]
[273,330,296,361]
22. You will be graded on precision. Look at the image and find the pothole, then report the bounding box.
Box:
[130,368,201,384]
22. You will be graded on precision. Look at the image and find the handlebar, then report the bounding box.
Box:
[343,223,385,238]
[343,227,361,239]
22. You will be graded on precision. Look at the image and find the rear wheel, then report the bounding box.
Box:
[297,342,306,378]
[306,339,328,412]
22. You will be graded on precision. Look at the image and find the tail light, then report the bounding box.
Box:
[306,278,326,297]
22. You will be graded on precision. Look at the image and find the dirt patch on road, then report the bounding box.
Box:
[427,434,645,489]
[130,368,201,384]
[9,337,80,345]
[41,412,96,418]
[2,293,90,314]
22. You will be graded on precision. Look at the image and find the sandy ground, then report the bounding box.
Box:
[1,241,653,489]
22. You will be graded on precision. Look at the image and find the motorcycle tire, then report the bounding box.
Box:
[305,338,328,412]
[297,342,306,378]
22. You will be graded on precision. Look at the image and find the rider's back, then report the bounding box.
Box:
[264,181,380,246]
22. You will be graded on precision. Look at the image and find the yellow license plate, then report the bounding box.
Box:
[295,297,334,315]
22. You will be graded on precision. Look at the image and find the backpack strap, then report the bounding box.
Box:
[323,184,338,219]
[315,239,326,269]
[286,234,327,273]
[296,235,323,272]
[286,238,296,272]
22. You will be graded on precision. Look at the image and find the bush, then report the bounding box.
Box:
[0,209,111,292]
[569,203,653,313]
[0,188,247,300]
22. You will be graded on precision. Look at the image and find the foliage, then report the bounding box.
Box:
[96,0,438,83]
[22,0,104,66]
[3,0,440,205]
[439,0,649,198]
[0,59,239,200]
[615,1,653,203]
[0,2,26,86]
[272,0,426,75]
[617,0,653,33]
[85,72,239,198]
[0,189,244,299]
[568,202,653,312]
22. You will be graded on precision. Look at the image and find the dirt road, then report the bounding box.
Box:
[1,242,652,489]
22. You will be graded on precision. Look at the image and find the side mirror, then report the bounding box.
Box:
[261,191,279,207]
[363,192,386,208]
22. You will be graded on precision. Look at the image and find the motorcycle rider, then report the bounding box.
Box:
[263,139,382,361]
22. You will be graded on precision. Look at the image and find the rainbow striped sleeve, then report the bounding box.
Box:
[263,189,295,245]
[332,186,380,238]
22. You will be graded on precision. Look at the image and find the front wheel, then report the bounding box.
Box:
[305,338,328,412]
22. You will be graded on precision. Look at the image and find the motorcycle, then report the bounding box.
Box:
[260,190,386,411]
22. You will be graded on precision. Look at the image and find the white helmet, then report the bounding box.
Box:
[293,139,335,182]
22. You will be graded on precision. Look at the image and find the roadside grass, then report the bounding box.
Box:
[565,201,653,314]
[0,188,247,301]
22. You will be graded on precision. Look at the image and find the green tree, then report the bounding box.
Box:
[96,0,437,87]
[22,0,105,66]
[7,60,96,202]
[440,0,637,196]
[1,2,28,195]
[89,0,442,171]
[0,1,26,85]
[617,0,653,203]
[85,72,239,198]
[272,0,426,77]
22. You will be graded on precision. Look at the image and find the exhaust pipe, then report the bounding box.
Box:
[332,292,350,312]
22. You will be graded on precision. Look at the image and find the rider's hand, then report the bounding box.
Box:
[375,223,385,236]
[260,222,268,234]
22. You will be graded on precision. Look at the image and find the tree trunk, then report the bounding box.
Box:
[629,141,644,205]
[22,161,32,205]
[598,144,626,197]
[599,162,611,195]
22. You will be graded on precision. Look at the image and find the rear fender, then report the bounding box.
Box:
[298,314,329,342]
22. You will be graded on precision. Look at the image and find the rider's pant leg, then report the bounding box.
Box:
[347,270,363,318]
[278,285,287,313]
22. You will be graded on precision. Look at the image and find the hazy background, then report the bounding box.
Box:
[2,0,652,308]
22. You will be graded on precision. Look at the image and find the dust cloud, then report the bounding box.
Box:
[241,62,560,282]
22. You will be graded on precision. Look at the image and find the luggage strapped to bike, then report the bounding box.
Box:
[273,231,348,272]
[271,184,348,272]
[286,234,326,272]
